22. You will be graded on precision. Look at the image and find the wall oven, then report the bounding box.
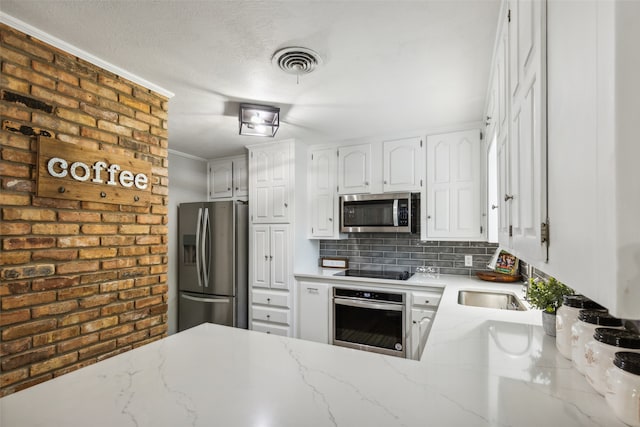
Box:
[332,287,406,358]
[340,192,418,233]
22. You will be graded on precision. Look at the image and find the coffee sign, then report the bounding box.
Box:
[37,138,152,206]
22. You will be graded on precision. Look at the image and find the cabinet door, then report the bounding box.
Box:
[426,130,482,240]
[383,137,424,192]
[269,146,290,222]
[298,282,329,344]
[233,157,248,198]
[209,160,233,199]
[251,225,270,288]
[508,0,547,263]
[309,148,337,238]
[496,130,511,245]
[269,225,289,290]
[338,144,370,194]
[251,150,271,223]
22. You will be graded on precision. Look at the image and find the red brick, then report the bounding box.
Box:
[80,271,117,284]
[100,301,134,316]
[118,309,148,323]
[97,120,132,137]
[2,63,56,89]
[31,276,79,291]
[100,324,134,341]
[32,223,80,235]
[135,315,162,330]
[138,255,162,266]
[31,60,79,86]
[1,74,30,93]
[134,276,157,287]
[57,211,101,223]
[2,291,57,310]
[135,111,161,127]
[2,32,54,61]
[56,260,99,275]
[57,333,100,354]
[1,346,55,371]
[118,267,149,279]
[53,359,96,377]
[149,324,167,337]
[30,352,78,376]
[99,279,134,293]
[136,214,162,225]
[78,340,116,360]
[30,86,79,109]
[151,284,169,295]
[3,237,55,252]
[119,288,149,300]
[31,300,78,318]
[79,201,119,212]
[79,126,118,144]
[57,285,99,301]
[57,236,100,248]
[78,247,117,259]
[2,318,57,340]
[78,293,117,309]
[0,308,30,326]
[0,251,30,265]
[101,213,135,223]
[119,94,150,113]
[81,224,117,235]
[150,245,168,255]
[0,132,31,150]
[0,368,29,389]
[116,330,148,347]
[0,161,31,179]
[32,326,79,347]
[3,178,35,192]
[80,316,118,334]
[32,112,79,135]
[0,103,30,121]
[0,281,29,295]
[31,249,78,261]
[1,46,31,66]
[135,235,161,245]
[0,337,31,357]
[118,246,147,256]
[102,258,136,270]
[55,108,96,127]
[2,208,55,221]
[1,264,55,281]
[135,296,162,309]
[58,309,100,327]
[97,75,132,95]
[56,134,99,150]
[79,79,117,101]
[0,222,31,236]
[79,102,118,122]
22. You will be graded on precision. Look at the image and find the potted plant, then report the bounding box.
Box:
[527,276,574,336]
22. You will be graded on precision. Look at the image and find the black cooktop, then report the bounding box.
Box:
[333,269,412,281]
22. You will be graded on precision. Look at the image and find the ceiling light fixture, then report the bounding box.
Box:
[239,103,280,137]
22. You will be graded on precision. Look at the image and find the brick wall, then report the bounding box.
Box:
[0,24,169,396]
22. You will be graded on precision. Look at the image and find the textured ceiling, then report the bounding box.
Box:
[1,1,500,159]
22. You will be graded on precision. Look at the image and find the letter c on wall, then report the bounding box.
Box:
[47,157,68,178]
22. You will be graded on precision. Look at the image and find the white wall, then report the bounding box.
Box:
[167,151,208,334]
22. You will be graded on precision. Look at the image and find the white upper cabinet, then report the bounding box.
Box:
[308,147,343,239]
[208,155,248,200]
[383,137,424,192]
[337,144,370,195]
[249,142,291,223]
[506,0,547,265]
[232,157,248,197]
[208,159,233,199]
[426,130,483,240]
[543,0,640,318]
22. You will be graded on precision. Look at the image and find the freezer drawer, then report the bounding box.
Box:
[178,292,234,332]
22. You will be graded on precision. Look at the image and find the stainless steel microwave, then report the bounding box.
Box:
[340,193,419,233]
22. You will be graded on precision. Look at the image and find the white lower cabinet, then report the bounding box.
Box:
[409,290,441,360]
[298,282,329,344]
[251,322,290,337]
[251,289,292,337]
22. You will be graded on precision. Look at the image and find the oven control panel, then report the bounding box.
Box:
[334,288,404,303]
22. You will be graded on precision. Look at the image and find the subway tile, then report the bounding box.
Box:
[360,251,384,258]
[370,245,397,252]
[410,253,439,260]
[440,267,472,276]
[396,245,424,253]
[453,247,487,255]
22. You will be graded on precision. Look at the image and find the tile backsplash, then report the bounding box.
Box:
[319,233,498,276]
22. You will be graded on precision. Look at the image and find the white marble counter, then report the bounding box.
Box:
[0,273,624,427]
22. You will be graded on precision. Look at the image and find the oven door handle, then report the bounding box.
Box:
[334,298,404,312]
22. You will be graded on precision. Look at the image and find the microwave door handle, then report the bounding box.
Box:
[393,199,399,227]
[195,207,203,288]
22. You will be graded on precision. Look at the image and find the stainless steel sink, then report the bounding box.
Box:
[457,290,527,311]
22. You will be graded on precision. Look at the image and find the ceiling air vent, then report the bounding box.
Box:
[272,47,322,76]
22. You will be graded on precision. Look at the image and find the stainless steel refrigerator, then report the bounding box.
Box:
[178,200,248,332]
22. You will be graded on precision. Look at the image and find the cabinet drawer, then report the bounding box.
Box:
[252,290,290,308]
[412,291,442,308]
[252,322,291,337]
[252,306,291,325]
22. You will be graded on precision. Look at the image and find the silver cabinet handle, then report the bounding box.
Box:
[504,194,514,202]
[227,187,231,191]
[284,203,288,207]
[328,218,333,222]
[270,255,273,260]
[384,180,387,184]
[235,187,239,191]
[427,215,431,219]
[266,314,271,319]
[365,181,369,186]
[491,204,499,210]
[264,255,268,260]
[267,298,271,303]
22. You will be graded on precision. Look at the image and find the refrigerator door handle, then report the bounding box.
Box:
[202,207,210,287]
[181,293,230,304]
[195,207,203,288]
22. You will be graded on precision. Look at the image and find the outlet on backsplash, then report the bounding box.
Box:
[464,255,473,267]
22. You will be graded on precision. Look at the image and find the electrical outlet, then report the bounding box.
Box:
[464,255,473,267]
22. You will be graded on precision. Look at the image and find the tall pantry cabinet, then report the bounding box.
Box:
[246,140,318,336]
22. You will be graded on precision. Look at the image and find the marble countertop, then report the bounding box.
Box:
[0,273,624,427]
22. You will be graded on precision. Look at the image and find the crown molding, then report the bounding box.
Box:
[0,12,174,99]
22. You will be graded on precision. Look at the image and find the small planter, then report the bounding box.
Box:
[542,311,556,337]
